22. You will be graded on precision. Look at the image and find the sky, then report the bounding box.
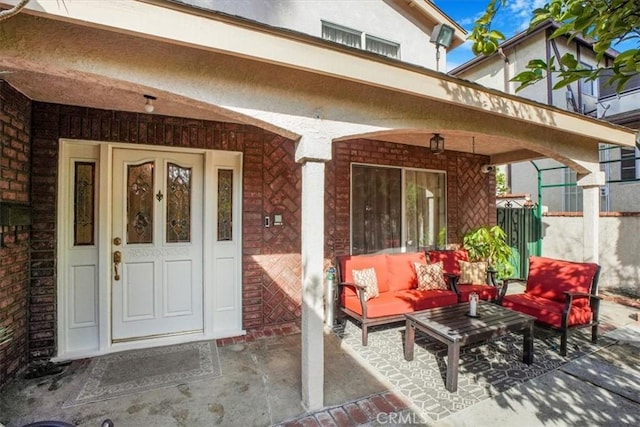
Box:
[433,0,548,71]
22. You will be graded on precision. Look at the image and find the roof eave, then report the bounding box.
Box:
[401,0,467,49]
[449,19,618,76]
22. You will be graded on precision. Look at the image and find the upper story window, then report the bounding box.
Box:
[562,167,582,212]
[580,62,597,97]
[322,21,400,59]
[620,147,638,181]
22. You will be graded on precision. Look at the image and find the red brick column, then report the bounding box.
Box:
[0,82,31,385]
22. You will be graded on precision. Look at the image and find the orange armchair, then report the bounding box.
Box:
[499,256,601,356]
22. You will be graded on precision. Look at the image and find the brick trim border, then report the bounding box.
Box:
[275,391,419,427]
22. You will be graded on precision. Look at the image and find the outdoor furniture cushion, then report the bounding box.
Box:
[457,284,498,301]
[525,256,599,307]
[428,249,497,302]
[499,255,601,356]
[458,260,487,284]
[342,289,457,318]
[338,254,388,298]
[501,293,593,329]
[415,262,448,291]
[352,267,379,301]
[386,252,426,292]
[428,249,469,276]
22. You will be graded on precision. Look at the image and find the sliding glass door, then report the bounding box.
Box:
[351,164,446,255]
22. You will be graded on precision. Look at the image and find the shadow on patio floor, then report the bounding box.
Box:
[1,298,639,427]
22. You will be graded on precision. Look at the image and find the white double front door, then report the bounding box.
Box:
[58,142,243,357]
[111,149,203,341]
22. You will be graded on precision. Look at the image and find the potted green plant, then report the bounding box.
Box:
[462,225,514,280]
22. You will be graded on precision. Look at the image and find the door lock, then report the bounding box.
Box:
[113,250,122,281]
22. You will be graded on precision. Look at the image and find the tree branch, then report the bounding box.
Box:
[0,0,30,22]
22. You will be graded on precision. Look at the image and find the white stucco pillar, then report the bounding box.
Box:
[296,133,331,411]
[577,170,605,263]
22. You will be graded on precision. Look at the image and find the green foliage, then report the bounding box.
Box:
[462,225,514,279]
[495,169,509,195]
[437,227,447,249]
[469,0,640,93]
[469,0,506,57]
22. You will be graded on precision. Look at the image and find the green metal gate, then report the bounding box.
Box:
[497,204,542,279]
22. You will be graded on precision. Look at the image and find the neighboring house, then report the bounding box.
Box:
[597,73,640,212]
[0,0,635,409]
[450,20,640,213]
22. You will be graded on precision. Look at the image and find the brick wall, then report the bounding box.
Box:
[3,89,495,380]
[326,139,495,259]
[0,82,31,386]
[28,102,302,360]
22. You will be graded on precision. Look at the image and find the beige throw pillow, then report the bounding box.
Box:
[352,267,379,301]
[459,260,488,284]
[414,262,448,291]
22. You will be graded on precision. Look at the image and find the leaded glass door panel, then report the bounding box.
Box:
[112,149,204,341]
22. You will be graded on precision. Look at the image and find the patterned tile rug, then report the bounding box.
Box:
[334,319,614,421]
[63,341,221,408]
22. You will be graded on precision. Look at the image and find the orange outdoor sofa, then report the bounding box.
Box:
[335,251,495,346]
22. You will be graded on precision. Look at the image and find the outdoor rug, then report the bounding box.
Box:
[63,340,221,408]
[334,319,615,421]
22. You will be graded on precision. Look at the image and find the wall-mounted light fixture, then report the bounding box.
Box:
[429,23,455,71]
[430,133,445,155]
[143,94,156,113]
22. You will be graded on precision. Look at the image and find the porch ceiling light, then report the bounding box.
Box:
[143,94,156,113]
[430,23,455,71]
[430,133,445,155]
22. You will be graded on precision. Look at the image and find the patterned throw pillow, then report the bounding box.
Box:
[352,267,379,301]
[459,260,488,284]
[414,262,448,291]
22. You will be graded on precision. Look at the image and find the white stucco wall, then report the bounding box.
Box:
[454,55,506,92]
[607,181,640,211]
[509,158,570,211]
[183,0,443,69]
[542,215,640,295]
[600,88,640,118]
[454,32,602,109]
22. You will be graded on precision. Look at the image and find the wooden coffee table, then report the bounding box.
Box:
[404,302,535,392]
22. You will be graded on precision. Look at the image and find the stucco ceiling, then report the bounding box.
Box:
[1,68,244,124]
[1,66,536,158]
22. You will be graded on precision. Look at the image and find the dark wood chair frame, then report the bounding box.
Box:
[497,265,601,356]
[334,256,408,346]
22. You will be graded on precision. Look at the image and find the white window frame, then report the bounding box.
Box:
[579,61,597,97]
[562,167,582,212]
[364,34,400,59]
[620,147,638,181]
[349,163,446,255]
[321,21,400,59]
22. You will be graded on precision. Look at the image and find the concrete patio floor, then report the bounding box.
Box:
[1,297,639,427]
